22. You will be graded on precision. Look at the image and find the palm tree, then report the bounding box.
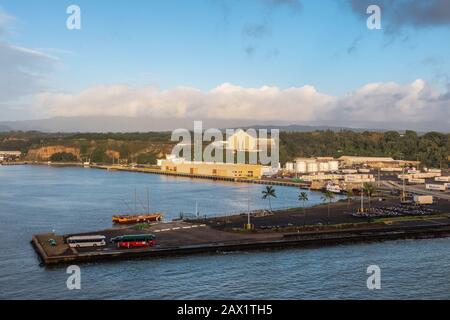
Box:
[363,182,376,210]
[262,186,277,212]
[321,190,335,225]
[298,192,309,226]
[346,189,354,209]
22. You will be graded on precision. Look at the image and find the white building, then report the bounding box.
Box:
[0,151,21,161]
[157,154,186,166]
[262,165,281,177]
[225,129,275,152]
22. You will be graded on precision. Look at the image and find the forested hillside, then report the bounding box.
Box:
[0,130,448,168]
[279,130,449,168]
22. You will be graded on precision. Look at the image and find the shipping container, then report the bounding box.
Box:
[413,195,433,205]
[426,184,446,191]
[408,178,425,184]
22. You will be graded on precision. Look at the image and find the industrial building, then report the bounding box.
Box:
[161,160,262,179]
[338,156,420,168]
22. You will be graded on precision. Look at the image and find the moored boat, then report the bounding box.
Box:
[325,183,342,194]
[112,213,163,224]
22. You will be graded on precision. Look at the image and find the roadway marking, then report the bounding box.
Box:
[152,225,206,233]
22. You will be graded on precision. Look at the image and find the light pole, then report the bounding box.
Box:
[360,187,364,214]
[401,166,406,202]
[247,185,251,229]
[378,168,380,187]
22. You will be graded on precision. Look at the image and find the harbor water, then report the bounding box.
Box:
[1,165,450,299]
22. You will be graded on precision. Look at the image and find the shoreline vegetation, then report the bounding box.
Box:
[1,130,448,168]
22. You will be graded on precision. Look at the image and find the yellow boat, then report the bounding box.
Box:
[112,213,163,224]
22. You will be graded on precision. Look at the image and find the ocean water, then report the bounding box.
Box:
[0,165,449,299]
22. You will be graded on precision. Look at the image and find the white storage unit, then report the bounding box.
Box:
[412,172,442,179]
[408,178,425,184]
[426,184,446,191]
[307,162,319,173]
[295,161,307,173]
[318,162,330,172]
[414,195,433,205]
[435,176,450,182]
[285,162,295,172]
[342,169,358,174]
[380,167,403,172]
[344,174,376,183]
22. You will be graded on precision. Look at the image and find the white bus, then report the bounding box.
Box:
[67,235,106,248]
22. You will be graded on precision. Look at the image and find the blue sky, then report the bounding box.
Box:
[0,0,449,129]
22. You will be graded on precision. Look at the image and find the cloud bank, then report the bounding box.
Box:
[34,79,450,127]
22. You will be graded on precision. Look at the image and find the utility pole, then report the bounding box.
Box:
[247,185,251,227]
[360,187,364,214]
[134,188,137,213]
[147,187,150,215]
[195,200,199,218]
[377,168,380,187]
[402,166,406,202]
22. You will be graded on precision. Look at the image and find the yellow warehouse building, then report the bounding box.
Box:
[161,160,263,179]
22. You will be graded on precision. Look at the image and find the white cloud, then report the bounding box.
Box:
[34,83,336,121]
[34,79,450,127]
[335,79,449,123]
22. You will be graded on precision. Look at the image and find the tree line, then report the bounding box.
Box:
[279,130,449,168]
[0,130,448,167]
